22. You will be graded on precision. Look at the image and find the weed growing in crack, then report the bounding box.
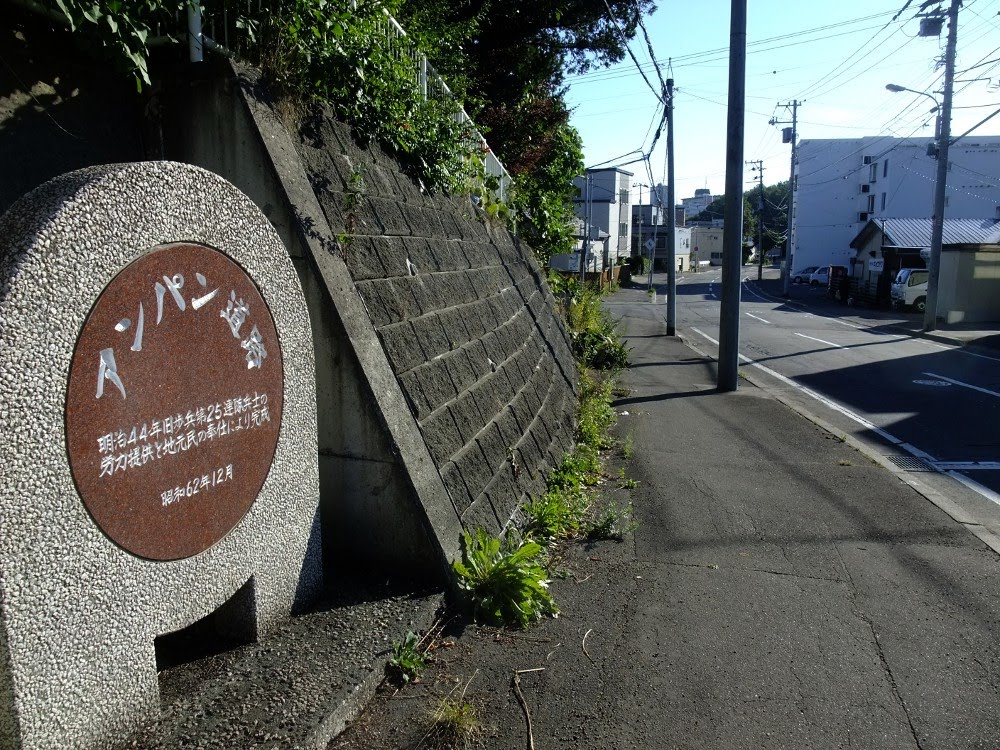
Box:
[621,433,635,460]
[387,630,426,685]
[452,529,557,629]
[617,468,638,490]
[586,502,638,541]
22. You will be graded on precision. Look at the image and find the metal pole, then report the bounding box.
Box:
[187,2,204,62]
[718,0,746,392]
[781,101,798,296]
[756,161,765,281]
[924,0,959,332]
[648,186,659,295]
[666,78,677,335]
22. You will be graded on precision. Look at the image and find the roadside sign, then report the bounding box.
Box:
[869,258,885,272]
[645,238,656,252]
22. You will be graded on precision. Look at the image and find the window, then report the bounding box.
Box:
[620,223,627,237]
[869,163,878,183]
[867,194,876,213]
[859,212,870,222]
[619,189,628,203]
[881,192,886,211]
[883,160,889,178]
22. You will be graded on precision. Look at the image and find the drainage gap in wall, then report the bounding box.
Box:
[154,576,258,673]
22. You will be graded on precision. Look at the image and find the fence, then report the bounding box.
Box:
[191,1,512,202]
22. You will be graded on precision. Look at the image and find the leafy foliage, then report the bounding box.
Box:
[388,630,427,684]
[576,369,617,449]
[47,0,185,90]
[452,529,557,628]
[551,274,630,372]
[242,0,484,193]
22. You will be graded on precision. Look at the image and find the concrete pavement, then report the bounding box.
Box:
[330,284,1000,749]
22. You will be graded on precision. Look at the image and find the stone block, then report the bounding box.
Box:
[455,442,494,502]
[460,497,501,536]
[414,360,458,415]
[378,321,426,374]
[411,312,451,362]
[369,235,409,277]
[441,462,474,515]
[449,392,486,446]
[342,235,387,281]
[444,348,477,395]
[369,196,411,237]
[419,408,464,466]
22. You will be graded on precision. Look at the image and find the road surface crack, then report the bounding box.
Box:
[861,614,924,750]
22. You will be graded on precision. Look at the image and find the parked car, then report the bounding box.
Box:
[809,267,829,286]
[890,268,929,312]
[792,266,818,284]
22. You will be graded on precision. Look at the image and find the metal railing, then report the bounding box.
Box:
[195,1,512,201]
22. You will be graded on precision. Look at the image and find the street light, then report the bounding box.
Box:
[885,84,941,144]
[885,76,954,331]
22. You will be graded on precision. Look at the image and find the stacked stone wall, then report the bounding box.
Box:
[297,114,578,533]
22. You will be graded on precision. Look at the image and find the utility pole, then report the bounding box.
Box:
[746,160,765,281]
[581,173,592,283]
[634,182,647,279]
[666,77,677,335]
[718,0,746,392]
[648,185,660,295]
[924,0,960,332]
[771,101,798,296]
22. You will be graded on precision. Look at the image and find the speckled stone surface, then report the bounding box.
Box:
[0,162,321,750]
[125,582,444,750]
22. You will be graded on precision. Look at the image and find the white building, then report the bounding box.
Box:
[572,167,633,270]
[791,136,1000,273]
[681,188,718,219]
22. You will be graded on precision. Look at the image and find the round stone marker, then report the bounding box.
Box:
[65,242,284,560]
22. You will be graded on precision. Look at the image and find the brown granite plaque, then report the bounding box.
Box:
[65,243,284,560]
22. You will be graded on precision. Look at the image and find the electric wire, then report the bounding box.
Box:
[600,0,663,103]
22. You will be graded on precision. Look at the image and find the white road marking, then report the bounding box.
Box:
[794,332,844,349]
[828,318,863,329]
[934,461,1000,471]
[923,371,1000,399]
[741,280,769,303]
[900,443,938,461]
[745,313,771,324]
[688,326,1000,508]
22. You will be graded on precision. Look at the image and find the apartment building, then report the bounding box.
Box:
[572,167,633,269]
[792,136,1000,272]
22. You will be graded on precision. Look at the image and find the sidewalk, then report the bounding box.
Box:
[329,288,1000,750]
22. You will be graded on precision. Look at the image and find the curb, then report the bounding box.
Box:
[677,331,1000,558]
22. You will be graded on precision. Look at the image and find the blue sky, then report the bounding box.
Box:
[564,0,1000,199]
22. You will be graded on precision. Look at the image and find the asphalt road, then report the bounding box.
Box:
[608,267,1000,542]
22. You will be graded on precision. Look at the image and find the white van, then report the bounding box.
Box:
[890,268,928,312]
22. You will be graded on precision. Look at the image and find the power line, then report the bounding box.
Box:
[600,0,663,103]
[567,12,900,86]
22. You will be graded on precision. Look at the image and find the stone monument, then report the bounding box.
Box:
[0,162,321,749]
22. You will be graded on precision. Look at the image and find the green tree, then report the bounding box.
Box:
[692,195,757,251]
